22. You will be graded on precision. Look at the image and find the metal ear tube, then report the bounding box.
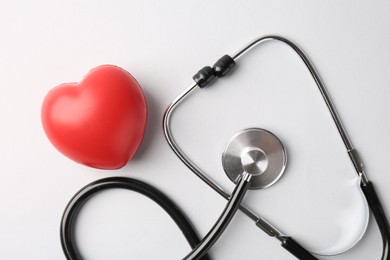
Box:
[163,35,390,259]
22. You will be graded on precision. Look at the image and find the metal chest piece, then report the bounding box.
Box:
[222,128,287,189]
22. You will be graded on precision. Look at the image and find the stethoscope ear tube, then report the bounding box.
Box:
[361,181,390,260]
[164,35,390,259]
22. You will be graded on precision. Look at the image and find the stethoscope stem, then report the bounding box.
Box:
[183,172,252,260]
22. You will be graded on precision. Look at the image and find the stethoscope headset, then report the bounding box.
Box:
[61,35,390,260]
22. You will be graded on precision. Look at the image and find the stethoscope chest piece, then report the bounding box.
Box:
[222,128,287,189]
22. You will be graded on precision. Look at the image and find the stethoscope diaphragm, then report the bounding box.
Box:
[222,128,287,189]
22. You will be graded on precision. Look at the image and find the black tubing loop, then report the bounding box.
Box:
[61,177,211,260]
[361,181,390,260]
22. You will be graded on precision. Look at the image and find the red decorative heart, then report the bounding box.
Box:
[41,65,147,169]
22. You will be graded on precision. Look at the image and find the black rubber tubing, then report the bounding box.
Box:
[60,177,211,260]
[281,237,318,260]
[361,181,390,260]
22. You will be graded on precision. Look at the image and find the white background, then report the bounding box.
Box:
[0,1,389,259]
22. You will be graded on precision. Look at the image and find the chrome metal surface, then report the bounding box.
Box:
[163,83,284,240]
[183,172,252,260]
[163,82,229,199]
[163,35,372,246]
[222,128,287,189]
[232,35,368,183]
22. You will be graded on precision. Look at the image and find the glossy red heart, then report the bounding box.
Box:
[41,65,147,169]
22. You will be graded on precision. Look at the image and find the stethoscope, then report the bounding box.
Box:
[61,35,390,260]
